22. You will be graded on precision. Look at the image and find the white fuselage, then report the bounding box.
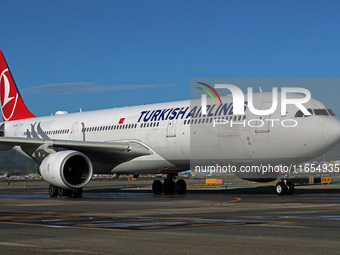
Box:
[3,92,340,181]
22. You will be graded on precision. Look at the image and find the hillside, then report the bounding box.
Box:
[0,149,38,175]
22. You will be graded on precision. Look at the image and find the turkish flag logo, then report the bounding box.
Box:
[0,69,18,121]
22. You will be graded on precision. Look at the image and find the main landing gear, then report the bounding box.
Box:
[152,174,187,195]
[275,179,295,196]
[48,185,83,198]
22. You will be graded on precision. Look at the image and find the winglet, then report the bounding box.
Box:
[0,51,35,121]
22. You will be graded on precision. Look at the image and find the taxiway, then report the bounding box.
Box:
[0,180,339,255]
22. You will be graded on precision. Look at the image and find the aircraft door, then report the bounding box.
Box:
[166,119,176,137]
[70,122,78,140]
[255,102,272,133]
[14,123,23,136]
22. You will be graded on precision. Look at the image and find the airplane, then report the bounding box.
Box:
[0,50,340,198]
[0,172,8,179]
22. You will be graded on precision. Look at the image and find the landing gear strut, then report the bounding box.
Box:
[275,179,294,196]
[152,174,187,195]
[48,184,83,198]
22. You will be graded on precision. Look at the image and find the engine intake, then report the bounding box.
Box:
[39,150,93,189]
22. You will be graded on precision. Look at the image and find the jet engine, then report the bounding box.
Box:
[39,150,93,189]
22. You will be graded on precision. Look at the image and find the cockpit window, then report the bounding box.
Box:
[295,110,304,117]
[304,108,313,117]
[314,109,329,116]
[295,108,314,118]
[327,109,336,116]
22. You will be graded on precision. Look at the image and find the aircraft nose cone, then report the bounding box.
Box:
[322,118,340,145]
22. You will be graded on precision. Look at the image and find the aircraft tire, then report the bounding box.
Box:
[48,185,58,198]
[58,188,67,197]
[175,179,187,194]
[73,188,83,198]
[275,182,287,196]
[286,181,295,195]
[58,188,73,197]
[163,179,175,195]
[152,180,163,195]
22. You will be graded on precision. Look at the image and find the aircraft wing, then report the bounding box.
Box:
[0,137,152,164]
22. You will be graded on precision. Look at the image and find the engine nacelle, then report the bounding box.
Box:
[39,150,93,189]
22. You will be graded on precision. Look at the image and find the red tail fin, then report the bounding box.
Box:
[0,51,35,121]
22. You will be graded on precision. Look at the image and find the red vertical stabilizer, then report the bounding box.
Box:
[0,51,35,121]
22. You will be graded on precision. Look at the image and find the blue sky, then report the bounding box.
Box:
[1,0,340,116]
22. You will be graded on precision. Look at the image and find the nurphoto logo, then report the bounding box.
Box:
[197,83,311,128]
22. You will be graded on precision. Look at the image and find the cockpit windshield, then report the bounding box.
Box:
[314,109,329,116]
[295,108,336,117]
[327,109,336,116]
[295,108,313,117]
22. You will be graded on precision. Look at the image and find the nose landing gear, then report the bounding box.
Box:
[275,179,294,195]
